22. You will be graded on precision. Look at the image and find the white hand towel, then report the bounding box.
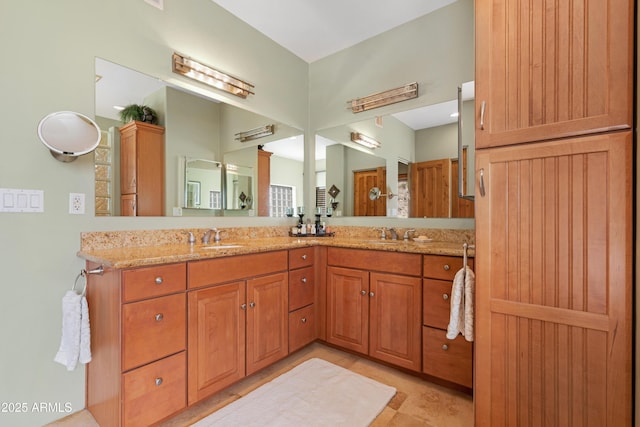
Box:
[79,296,91,364]
[446,266,475,342]
[54,290,83,371]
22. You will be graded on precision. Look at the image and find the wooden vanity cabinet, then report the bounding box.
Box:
[187,251,289,404]
[119,121,165,216]
[422,255,473,388]
[288,247,317,352]
[86,262,187,427]
[326,248,422,371]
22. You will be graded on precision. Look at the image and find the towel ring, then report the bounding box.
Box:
[72,266,104,296]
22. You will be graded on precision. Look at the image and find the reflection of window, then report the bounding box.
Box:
[209,191,221,209]
[270,184,293,217]
[315,186,326,209]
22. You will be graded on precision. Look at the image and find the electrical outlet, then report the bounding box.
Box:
[69,193,85,214]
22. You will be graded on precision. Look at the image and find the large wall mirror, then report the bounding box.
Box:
[316,81,475,219]
[94,57,304,217]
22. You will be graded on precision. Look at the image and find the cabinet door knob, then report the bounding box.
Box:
[301,317,307,323]
[443,264,450,271]
[369,292,375,297]
[154,276,163,284]
[155,313,163,321]
[249,302,256,308]
[442,344,449,351]
[442,293,449,301]
[155,377,163,386]
[301,277,308,283]
[360,290,367,296]
[301,254,308,260]
[240,303,247,310]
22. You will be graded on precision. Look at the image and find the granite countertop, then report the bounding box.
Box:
[77,235,475,269]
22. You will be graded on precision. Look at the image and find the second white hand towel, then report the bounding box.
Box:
[54,290,83,371]
[446,266,475,342]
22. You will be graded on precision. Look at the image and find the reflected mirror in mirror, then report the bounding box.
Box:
[93,57,303,217]
[224,164,253,212]
[184,158,223,210]
[316,82,475,219]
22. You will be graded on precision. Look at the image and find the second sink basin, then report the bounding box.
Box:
[202,244,243,250]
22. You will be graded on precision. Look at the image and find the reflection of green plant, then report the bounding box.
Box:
[119,104,158,124]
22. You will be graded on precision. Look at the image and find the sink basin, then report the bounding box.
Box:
[202,244,243,250]
[364,240,403,245]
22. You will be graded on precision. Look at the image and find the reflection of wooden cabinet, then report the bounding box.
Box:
[119,121,165,216]
[257,149,272,216]
[326,248,422,371]
[475,0,632,149]
[410,159,450,218]
[187,252,289,404]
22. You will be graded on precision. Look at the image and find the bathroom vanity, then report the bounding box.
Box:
[78,228,474,427]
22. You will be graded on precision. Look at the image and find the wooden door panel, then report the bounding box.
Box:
[476,0,633,148]
[187,282,245,404]
[353,168,386,216]
[475,132,632,426]
[326,266,369,354]
[246,272,288,375]
[410,159,450,218]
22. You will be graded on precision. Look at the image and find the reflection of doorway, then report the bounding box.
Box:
[353,167,386,216]
[410,159,450,218]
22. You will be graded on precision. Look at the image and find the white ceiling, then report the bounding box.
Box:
[210,0,458,63]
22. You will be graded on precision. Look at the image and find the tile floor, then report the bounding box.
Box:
[47,342,473,426]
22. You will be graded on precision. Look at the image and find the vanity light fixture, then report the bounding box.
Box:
[350,132,381,149]
[234,124,275,142]
[172,52,255,99]
[347,82,418,113]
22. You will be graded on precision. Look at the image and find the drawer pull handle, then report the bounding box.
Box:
[249,302,256,308]
[442,344,449,351]
[155,377,163,386]
[155,313,164,321]
[360,290,367,296]
[155,276,163,285]
[369,292,375,297]
[301,254,308,260]
[301,317,307,323]
[241,303,247,310]
[301,277,308,283]
[442,293,449,301]
[443,264,450,271]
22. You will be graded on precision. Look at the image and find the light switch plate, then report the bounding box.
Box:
[0,188,44,213]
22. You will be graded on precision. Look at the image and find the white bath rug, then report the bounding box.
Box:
[190,358,396,427]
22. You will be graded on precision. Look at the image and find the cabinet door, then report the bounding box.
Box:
[119,129,137,195]
[326,266,369,354]
[121,194,136,216]
[475,132,632,426]
[475,0,633,148]
[246,272,289,375]
[187,281,246,405]
[369,272,421,371]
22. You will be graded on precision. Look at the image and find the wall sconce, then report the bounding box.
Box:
[350,132,381,149]
[235,124,275,142]
[347,82,418,113]
[172,52,255,99]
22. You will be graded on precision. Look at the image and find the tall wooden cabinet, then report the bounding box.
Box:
[119,121,165,216]
[474,0,634,425]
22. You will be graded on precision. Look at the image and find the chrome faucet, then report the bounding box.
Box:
[379,228,387,240]
[388,228,398,240]
[202,228,222,244]
[403,229,416,241]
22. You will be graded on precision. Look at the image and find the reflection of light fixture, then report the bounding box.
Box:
[234,124,275,142]
[172,52,255,98]
[347,82,418,113]
[350,132,381,149]
[369,187,396,200]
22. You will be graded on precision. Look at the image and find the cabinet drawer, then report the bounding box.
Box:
[122,352,186,427]
[188,251,288,289]
[122,263,186,302]
[122,293,186,371]
[422,326,472,388]
[289,247,314,269]
[423,279,453,329]
[289,266,315,311]
[328,247,421,276]
[289,305,316,352]
[423,255,473,281]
